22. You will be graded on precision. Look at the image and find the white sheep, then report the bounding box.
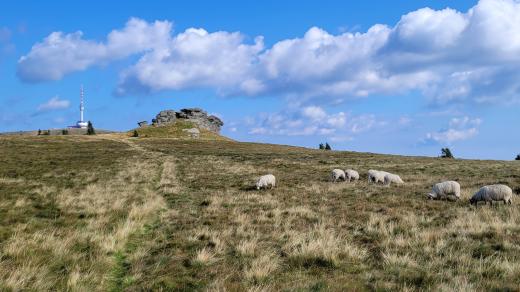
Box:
[330,169,346,183]
[383,173,404,186]
[368,170,388,184]
[470,184,513,205]
[345,169,359,182]
[427,181,460,200]
[256,174,276,190]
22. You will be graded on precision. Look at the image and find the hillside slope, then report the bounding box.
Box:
[129,120,232,141]
[0,135,519,290]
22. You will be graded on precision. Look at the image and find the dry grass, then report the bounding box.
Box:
[193,248,219,265]
[0,136,166,290]
[129,120,232,141]
[0,136,519,290]
[244,251,280,282]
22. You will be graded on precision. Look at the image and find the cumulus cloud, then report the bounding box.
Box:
[247,106,383,141]
[37,96,70,112]
[424,116,482,144]
[17,18,172,82]
[116,28,264,95]
[302,106,327,120]
[17,0,520,104]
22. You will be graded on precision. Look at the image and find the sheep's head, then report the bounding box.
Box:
[469,197,476,205]
[427,193,435,200]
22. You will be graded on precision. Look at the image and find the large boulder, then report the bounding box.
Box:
[176,108,206,119]
[182,127,200,138]
[176,108,223,133]
[154,110,177,126]
[205,115,224,133]
[149,108,224,133]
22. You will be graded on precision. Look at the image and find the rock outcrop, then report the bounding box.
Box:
[182,128,200,138]
[149,108,223,133]
[152,110,176,126]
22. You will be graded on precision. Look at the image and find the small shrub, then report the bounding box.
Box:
[132,130,139,137]
[319,143,325,150]
[87,121,95,135]
[325,143,332,151]
[37,129,42,135]
[515,154,520,161]
[440,148,454,159]
[62,129,69,135]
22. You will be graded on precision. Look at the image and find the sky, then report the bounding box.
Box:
[1,0,519,160]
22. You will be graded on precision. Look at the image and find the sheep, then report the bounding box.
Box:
[256,174,276,190]
[470,184,513,206]
[345,169,359,182]
[330,169,346,183]
[427,181,460,200]
[368,170,388,184]
[383,173,404,186]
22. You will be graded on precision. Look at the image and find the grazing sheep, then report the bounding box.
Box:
[427,181,460,200]
[256,174,276,190]
[368,170,388,184]
[345,169,359,182]
[383,173,404,186]
[331,169,346,183]
[470,184,513,206]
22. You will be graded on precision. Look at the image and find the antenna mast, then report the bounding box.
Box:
[80,85,84,122]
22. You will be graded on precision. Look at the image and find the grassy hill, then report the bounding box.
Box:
[0,135,519,290]
[129,120,232,141]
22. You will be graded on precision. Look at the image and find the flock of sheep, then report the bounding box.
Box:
[255,169,515,206]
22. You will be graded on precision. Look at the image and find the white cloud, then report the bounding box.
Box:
[247,106,383,140]
[37,96,70,112]
[115,28,264,95]
[424,116,482,144]
[17,18,172,82]
[17,0,520,104]
[302,105,327,120]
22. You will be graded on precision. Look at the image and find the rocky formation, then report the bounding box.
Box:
[182,128,200,138]
[150,108,223,133]
[152,110,176,126]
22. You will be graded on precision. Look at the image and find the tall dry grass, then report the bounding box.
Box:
[0,138,168,290]
[1,136,519,290]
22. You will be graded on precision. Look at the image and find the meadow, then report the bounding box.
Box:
[0,134,519,291]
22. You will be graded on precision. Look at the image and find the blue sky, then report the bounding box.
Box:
[1,0,519,160]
